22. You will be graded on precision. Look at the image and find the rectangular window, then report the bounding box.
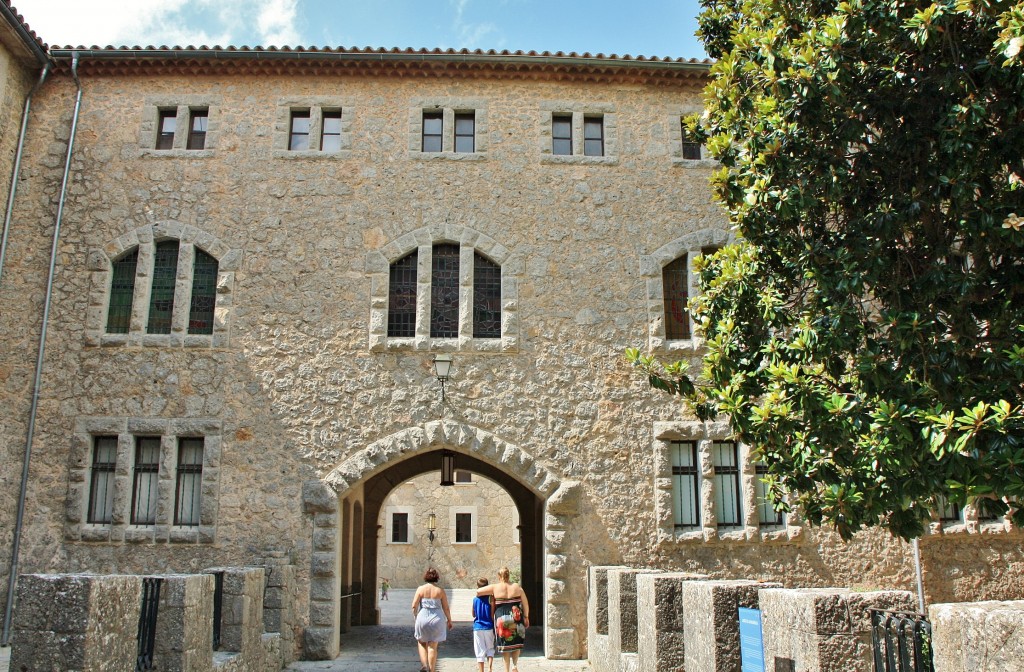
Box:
[455,470,473,484]
[552,114,572,155]
[430,244,460,338]
[583,116,604,157]
[663,256,690,340]
[671,441,700,529]
[131,437,161,525]
[186,109,208,150]
[391,512,409,543]
[174,438,204,526]
[157,110,176,150]
[454,112,475,153]
[88,436,118,524]
[713,441,742,527]
[455,512,473,543]
[422,111,443,152]
[289,110,311,151]
[681,120,702,160]
[937,495,961,523]
[755,462,783,527]
[321,110,343,151]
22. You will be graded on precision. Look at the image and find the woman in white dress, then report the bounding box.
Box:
[412,567,453,672]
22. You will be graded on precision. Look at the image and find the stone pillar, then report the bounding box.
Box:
[682,579,782,672]
[153,573,214,672]
[929,600,1024,672]
[636,572,707,672]
[545,480,582,660]
[608,568,662,672]
[262,554,297,665]
[760,588,916,672]
[206,567,265,655]
[588,565,626,672]
[302,479,341,659]
[10,573,141,672]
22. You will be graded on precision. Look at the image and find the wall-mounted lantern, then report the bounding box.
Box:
[440,450,456,487]
[427,512,437,543]
[432,354,453,402]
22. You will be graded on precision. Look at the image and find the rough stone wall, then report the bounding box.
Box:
[377,472,520,589]
[930,600,1024,672]
[0,63,1021,659]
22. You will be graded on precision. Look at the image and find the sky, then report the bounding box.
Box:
[11,0,708,60]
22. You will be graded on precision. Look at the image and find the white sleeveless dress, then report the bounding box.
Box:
[414,597,447,642]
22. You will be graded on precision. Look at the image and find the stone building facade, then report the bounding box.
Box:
[0,2,1022,662]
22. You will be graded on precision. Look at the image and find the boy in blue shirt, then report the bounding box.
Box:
[472,578,495,672]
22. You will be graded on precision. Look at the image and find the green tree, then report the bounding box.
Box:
[630,0,1024,540]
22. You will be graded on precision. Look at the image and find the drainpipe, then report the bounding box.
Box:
[1,52,83,648]
[0,64,50,284]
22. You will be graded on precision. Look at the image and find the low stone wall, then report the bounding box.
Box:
[684,579,782,672]
[9,564,296,672]
[929,600,1024,672]
[635,572,706,672]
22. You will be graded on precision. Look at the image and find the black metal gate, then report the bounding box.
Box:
[870,609,934,672]
[136,577,162,672]
[212,571,225,650]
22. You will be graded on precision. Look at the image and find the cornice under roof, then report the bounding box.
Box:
[1,1,49,65]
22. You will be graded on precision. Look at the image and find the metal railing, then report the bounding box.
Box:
[136,577,162,672]
[212,571,225,651]
[870,609,934,672]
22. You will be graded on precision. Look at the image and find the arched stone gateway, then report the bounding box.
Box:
[301,420,584,661]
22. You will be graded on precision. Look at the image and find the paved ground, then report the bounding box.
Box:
[287,589,592,672]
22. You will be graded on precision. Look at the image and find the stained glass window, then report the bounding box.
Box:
[663,255,690,339]
[188,248,218,335]
[430,244,460,338]
[147,240,180,334]
[106,248,138,334]
[473,253,501,338]
[388,251,418,338]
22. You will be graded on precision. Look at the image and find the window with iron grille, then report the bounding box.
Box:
[387,250,418,338]
[430,244,460,338]
[321,110,342,151]
[755,462,784,527]
[583,116,604,156]
[455,512,473,543]
[422,111,443,152]
[713,441,742,527]
[681,120,702,160]
[156,110,176,150]
[663,255,690,340]
[671,441,700,529]
[552,114,572,155]
[937,495,961,523]
[106,248,138,334]
[289,110,311,151]
[174,438,203,526]
[131,437,160,525]
[473,252,501,338]
[147,240,180,334]
[186,109,208,150]
[455,112,475,153]
[88,436,118,524]
[188,249,218,335]
[391,512,409,543]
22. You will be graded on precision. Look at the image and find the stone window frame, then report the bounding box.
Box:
[138,96,221,157]
[454,470,474,485]
[273,97,354,159]
[85,222,240,349]
[668,103,718,168]
[641,228,733,354]
[408,98,488,161]
[539,102,618,165]
[926,497,1018,537]
[451,505,477,545]
[66,416,222,545]
[367,224,520,353]
[653,420,803,544]
[385,505,414,545]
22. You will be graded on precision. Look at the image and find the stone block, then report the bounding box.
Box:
[636,572,707,672]
[303,626,339,660]
[302,480,338,513]
[683,579,781,672]
[545,627,580,660]
[588,566,626,672]
[930,600,1024,672]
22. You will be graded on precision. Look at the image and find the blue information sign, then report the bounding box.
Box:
[738,607,766,672]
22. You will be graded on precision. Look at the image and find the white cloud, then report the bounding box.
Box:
[11,0,300,47]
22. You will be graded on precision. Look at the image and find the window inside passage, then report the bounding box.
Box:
[583,116,604,156]
[131,437,161,525]
[88,436,118,524]
[455,470,473,484]
[430,244,460,338]
[455,512,473,543]
[174,438,204,526]
[663,255,690,339]
[713,441,742,527]
[552,115,572,155]
[671,440,700,529]
[391,512,409,543]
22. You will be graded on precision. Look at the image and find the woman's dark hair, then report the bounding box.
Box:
[424,568,440,583]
